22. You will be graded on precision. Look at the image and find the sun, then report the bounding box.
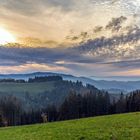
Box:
[0,28,16,45]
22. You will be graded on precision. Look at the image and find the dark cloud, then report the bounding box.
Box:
[66,31,89,41]
[104,59,140,70]
[67,16,129,43]
[94,26,103,33]
[0,41,111,71]
[77,26,140,53]
[106,16,127,32]
[0,46,86,66]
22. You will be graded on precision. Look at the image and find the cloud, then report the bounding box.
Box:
[77,25,140,54]
[1,0,139,43]
[0,0,140,77]
[106,16,127,32]
[105,59,140,69]
[0,46,76,66]
[94,26,103,33]
[0,63,68,74]
[0,15,140,76]
[45,0,75,11]
[0,0,87,16]
[1,0,41,16]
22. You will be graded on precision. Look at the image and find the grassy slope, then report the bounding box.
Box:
[0,82,55,94]
[0,113,139,140]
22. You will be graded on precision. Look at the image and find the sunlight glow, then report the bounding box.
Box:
[0,28,16,44]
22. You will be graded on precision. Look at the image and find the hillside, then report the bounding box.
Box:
[0,79,98,110]
[0,81,55,94]
[0,72,140,92]
[0,112,139,140]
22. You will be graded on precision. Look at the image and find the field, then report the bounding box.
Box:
[0,112,139,140]
[0,82,55,94]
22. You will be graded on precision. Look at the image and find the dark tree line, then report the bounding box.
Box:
[0,90,140,127]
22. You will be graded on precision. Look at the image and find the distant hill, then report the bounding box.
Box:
[0,77,99,110]
[0,72,140,92]
[0,112,139,140]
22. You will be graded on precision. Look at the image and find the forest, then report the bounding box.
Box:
[0,76,139,127]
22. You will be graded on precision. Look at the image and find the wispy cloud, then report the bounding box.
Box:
[0,1,140,76]
[0,0,139,42]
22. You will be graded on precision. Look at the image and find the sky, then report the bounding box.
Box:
[0,0,140,79]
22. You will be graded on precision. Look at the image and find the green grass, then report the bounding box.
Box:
[0,82,55,94]
[0,112,140,140]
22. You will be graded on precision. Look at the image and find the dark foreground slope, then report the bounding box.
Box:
[0,112,139,140]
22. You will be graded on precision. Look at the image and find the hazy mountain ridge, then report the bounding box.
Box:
[0,72,139,92]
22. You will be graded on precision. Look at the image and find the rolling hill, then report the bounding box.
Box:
[0,79,98,110]
[0,72,140,92]
[0,112,139,140]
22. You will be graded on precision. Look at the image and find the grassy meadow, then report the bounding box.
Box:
[0,112,139,140]
[0,82,55,94]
